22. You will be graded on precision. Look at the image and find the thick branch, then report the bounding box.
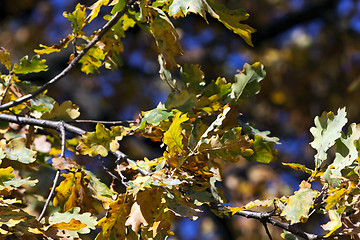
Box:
[0,113,150,176]
[0,1,133,112]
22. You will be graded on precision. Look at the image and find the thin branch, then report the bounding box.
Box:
[261,221,273,240]
[0,113,151,176]
[100,157,119,181]
[0,0,134,112]
[66,119,137,126]
[37,121,66,222]
[232,210,323,240]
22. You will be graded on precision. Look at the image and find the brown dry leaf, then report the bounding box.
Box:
[125,201,148,232]
[52,156,80,170]
[51,218,87,231]
[33,135,52,153]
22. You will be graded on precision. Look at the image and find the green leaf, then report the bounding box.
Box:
[49,207,97,238]
[244,123,280,144]
[230,62,266,101]
[77,124,128,157]
[41,100,80,120]
[163,112,189,155]
[310,108,348,169]
[165,90,197,113]
[180,64,205,93]
[281,230,301,240]
[280,181,318,224]
[5,138,36,164]
[150,8,183,69]
[4,177,38,188]
[206,0,256,46]
[139,104,174,129]
[248,135,276,163]
[35,35,73,55]
[110,0,126,14]
[323,123,360,187]
[0,47,11,70]
[12,55,48,74]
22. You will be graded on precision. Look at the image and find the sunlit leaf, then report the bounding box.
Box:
[321,210,342,237]
[0,167,15,184]
[87,0,109,23]
[4,177,38,188]
[5,138,36,164]
[323,123,360,187]
[282,163,312,175]
[52,156,80,170]
[12,55,48,74]
[280,181,318,224]
[49,207,97,238]
[310,108,347,169]
[64,3,87,33]
[139,103,173,129]
[163,112,189,155]
[169,0,213,21]
[77,123,129,157]
[35,35,73,55]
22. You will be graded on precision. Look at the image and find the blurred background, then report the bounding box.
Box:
[0,0,359,239]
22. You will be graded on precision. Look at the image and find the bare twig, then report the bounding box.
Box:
[261,221,273,240]
[37,121,66,222]
[0,0,134,112]
[100,157,119,181]
[0,113,151,176]
[233,210,323,240]
[66,119,137,126]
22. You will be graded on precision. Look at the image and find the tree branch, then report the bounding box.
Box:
[0,0,134,112]
[0,113,151,176]
[233,210,323,240]
[37,121,65,222]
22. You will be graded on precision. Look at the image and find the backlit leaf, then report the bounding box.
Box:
[180,64,205,93]
[96,195,130,240]
[64,4,87,33]
[163,112,189,155]
[228,199,273,214]
[248,135,276,163]
[78,46,106,74]
[230,62,266,101]
[41,100,80,120]
[13,55,48,74]
[282,163,312,175]
[150,8,183,69]
[87,0,109,23]
[280,181,318,224]
[35,35,73,55]
[310,108,347,169]
[165,90,197,113]
[4,177,38,188]
[0,47,11,70]
[207,0,256,46]
[139,104,173,129]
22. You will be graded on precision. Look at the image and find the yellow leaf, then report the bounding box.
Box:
[87,0,110,23]
[51,218,87,231]
[163,112,189,155]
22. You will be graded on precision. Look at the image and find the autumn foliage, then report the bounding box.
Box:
[0,0,359,239]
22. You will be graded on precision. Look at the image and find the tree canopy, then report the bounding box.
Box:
[0,0,359,239]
